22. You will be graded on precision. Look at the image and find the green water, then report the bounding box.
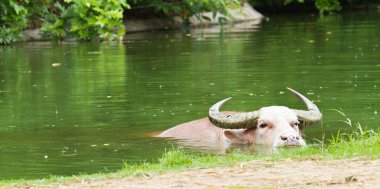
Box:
[1,11,380,179]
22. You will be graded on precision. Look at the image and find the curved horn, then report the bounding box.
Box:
[287,87,322,125]
[208,98,259,129]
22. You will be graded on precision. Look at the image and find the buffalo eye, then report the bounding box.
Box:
[294,121,302,127]
[258,123,268,129]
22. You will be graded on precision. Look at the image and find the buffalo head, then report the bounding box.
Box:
[208,88,322,147]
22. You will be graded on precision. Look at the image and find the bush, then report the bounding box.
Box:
[0,1,28,44]
[41,0,129,41]
[0,0,242,44]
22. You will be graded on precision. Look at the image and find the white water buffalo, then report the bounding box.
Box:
[159,88,322,148]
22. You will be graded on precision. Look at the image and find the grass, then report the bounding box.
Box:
[1,111,379,186]
[122,127,379,174]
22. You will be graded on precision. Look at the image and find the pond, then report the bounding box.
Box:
[1,11,380,180]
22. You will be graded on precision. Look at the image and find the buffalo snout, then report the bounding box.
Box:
[279,133,305,147]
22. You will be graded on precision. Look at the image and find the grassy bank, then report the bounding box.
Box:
[120,110,380,175]
[122,126,380,175]
[1,123,379,187]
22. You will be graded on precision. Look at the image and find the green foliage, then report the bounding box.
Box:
[0,0,242,44]
[66,0,128,40]
[1,0,131,43]
[180,0,242,25]
[0,0,58,44]
[129,0,181,15]
[40,0,241,41]
[41,0,129,41]
[0,1,29,44]
[129,0,241,24]
[315,0,342,14]
[180,0,241,19]
[40,2,74,40]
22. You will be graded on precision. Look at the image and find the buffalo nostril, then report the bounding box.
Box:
[296,136,300,140]
[281,136,288,141]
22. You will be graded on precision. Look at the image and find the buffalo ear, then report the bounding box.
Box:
[224,130,249,144]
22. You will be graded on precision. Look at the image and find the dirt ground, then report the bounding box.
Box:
[5,158,380,189]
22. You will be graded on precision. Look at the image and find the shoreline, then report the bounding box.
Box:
[22,3,263,42]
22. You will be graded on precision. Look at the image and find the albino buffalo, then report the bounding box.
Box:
[159,88,322,148]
